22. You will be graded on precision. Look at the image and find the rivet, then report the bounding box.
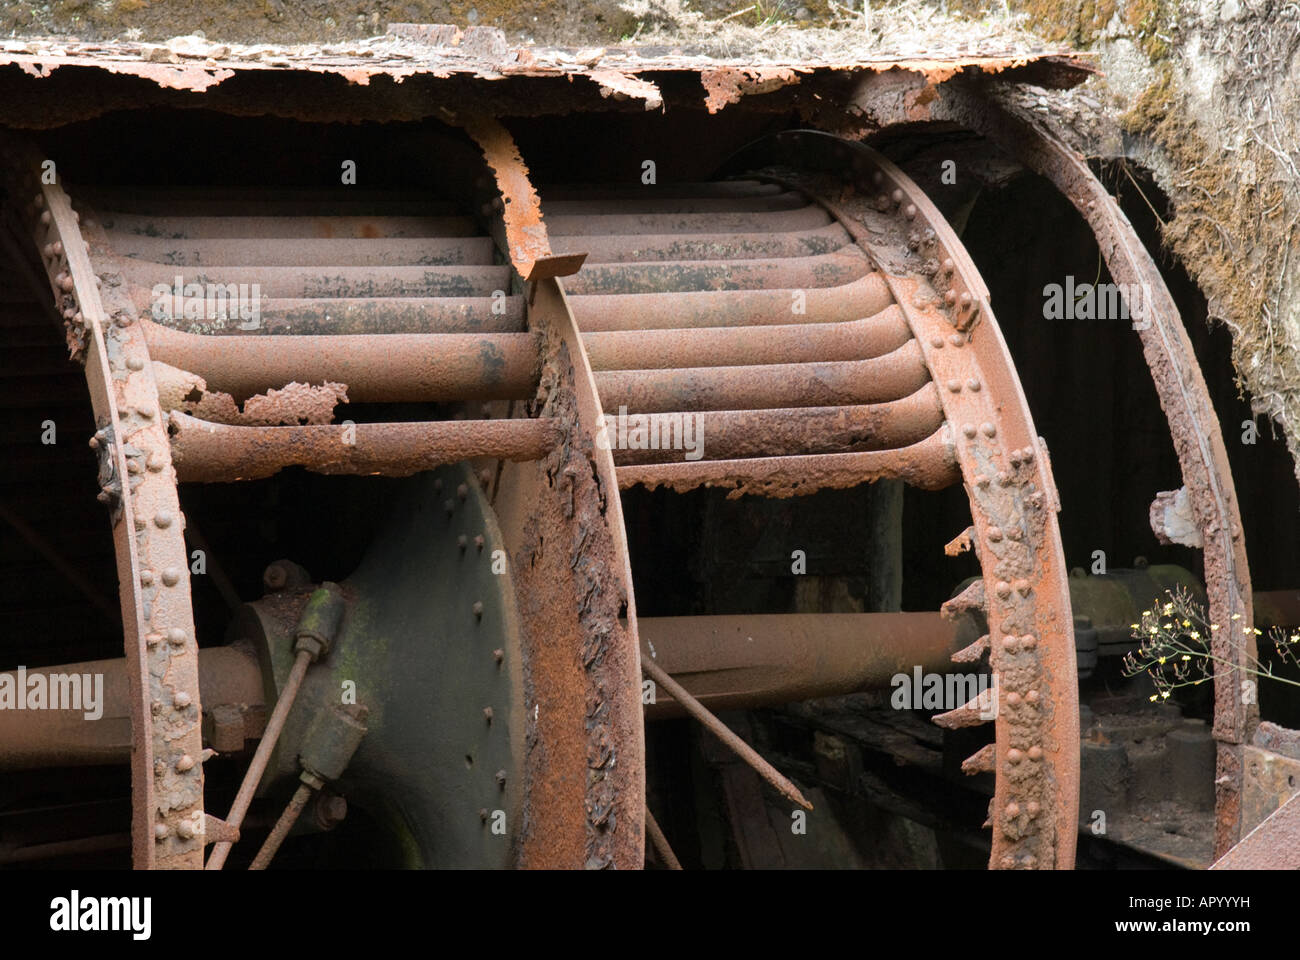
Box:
[1009,450,1022,467]
[1007,526,1022,541]
[495,769,507,789]
[161,567,181,586]
[127,356,145,371]
[987,526,1003,542]
[1006,748,1024,764]
[981,422,996,437]
[959,292,972,309]
[479,469,492,488]
[874,194,890,211]
[57,272,73,291]
[175,752,194,770]
[474,535,485,551]
[480,808,489,822]
[174,692,192,710]
[1026,800,1041,816]
[483,707,494,723]
[457,534,468,551]
[457,483,468,501]
[1001,635,1017,651]
[40,210,51,225]
[930,336,945,349]
[962,424,976,438]
[903,203,917,220]
[1027,745,1043,761]
[948,334,963,347]
[493,648,504,664]
[154,510,173,528]
[51,241,63,256]
[145,632,163,647]
[166,627,186,646]
[967,378,980,391]
[944,289,957,306]
[1006,691,1021,706]
[1006,801,1021,817]
[1020,634,1037,649]
[140,570,154,586]
[127,459,142,474]
[88,436,99,450]
[146,453,165,472]
[995,581,1011,598]
[138,406,154,420]
[890,189,903,206]
[177,820,196,840]
[154,823,170,841]
[974,474,989,488]
[473,601,484,620]
[1021,446,1035,464]
[1014,579,1032,596]
[1026,689,1040,704]
[947,379,962,393]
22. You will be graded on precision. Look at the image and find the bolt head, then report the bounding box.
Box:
[166,627,186,646]
[174,693,192,710]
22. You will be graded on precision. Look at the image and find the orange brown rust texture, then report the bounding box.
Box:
[617,428,959,498]
[153,361,347,426]
[932,87,1256,856]
[167,413,559,482]
[0,30,1090,109]
[497,284,643,868]
[461,116,552,280]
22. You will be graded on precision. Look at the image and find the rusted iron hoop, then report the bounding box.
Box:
[2,142,206,868]
[727,131,1080,869]
[931,86,1256,857]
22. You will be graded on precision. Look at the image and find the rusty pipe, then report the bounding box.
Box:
[0,646,264,770]
[616,424,959,496]
[169,413,561,483]
[640,612,962,717]
[606,386,945,465]
[143,320,540,403]
[583,305,911,371]
[566,273,892,332]
[595,340,931,413]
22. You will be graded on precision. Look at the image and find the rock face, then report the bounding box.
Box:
[1017,0,1300,488]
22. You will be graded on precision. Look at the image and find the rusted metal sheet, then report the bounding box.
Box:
[143,320,540,403]
[617,425,958,497]
[607,389,944,464]
[568,273,892,332]
[640,612,960,716]
[937,87,1257,857]
[106,235,495,266]
[146,296,526,336]
[119,261,510,300]
[738,132,1079,869]
[463,116,585,282]
[4,140,207,868]
[168,413,560,482]
[1211,790,1300,869]
[583,306,912,370]
[595,340,930,412]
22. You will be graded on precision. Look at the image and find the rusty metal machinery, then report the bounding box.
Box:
[0,97,1295,872]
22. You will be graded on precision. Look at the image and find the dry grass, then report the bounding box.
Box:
[618,0,1059,61]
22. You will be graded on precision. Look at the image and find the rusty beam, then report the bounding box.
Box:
[595,340,930,413]
[606,388,945,464]
[616,425,958,496]
[641,612,960,717]
[562,248,870,296]
[0,647,264,770]
[142,320,540,403]
[583,306,911,371]
[168,412,561,482]
[568,273,892,332]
